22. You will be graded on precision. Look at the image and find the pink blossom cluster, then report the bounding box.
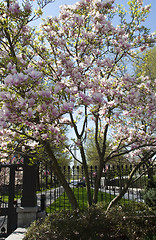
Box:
[8,1,20,15]
[7,0,32,16]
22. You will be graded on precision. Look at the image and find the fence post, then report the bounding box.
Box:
[41,194,46,211]
[21,156,37,207]
[148,166,154,187]
[7,165,17,234]
[17,156,38,227]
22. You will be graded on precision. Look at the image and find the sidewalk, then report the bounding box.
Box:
[5,228,26,240]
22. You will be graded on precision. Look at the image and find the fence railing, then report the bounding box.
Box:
[37,164,155,212]
[0,162,155,238]
[0,164,23,237]
[0,163,155,221]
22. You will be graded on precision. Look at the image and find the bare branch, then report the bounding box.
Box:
[65,145,83,165]
[36,0,55,8]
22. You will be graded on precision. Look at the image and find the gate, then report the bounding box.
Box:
[0,164,23,238]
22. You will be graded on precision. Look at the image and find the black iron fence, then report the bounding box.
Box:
[37,164,156,213]
[0,162,155,237]
[0,164,23,238]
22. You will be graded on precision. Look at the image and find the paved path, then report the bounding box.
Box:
[36,186,64,207]
[5,228,26,240]
[0,214,7,238]
[100,186,143,202]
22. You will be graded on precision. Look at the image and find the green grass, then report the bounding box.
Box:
[36,187,55,194]
[46,188,128,212]
[46,188,87,212]
[0,193,22,203]
[0,195,9,203]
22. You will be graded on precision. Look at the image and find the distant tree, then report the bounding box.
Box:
[134,46,156,79]
[85,134,128,166]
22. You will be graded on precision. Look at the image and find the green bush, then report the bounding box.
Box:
[143,176,156,210]
[107,202,156,240]
[143,188,156,208]
[24,203,156,240]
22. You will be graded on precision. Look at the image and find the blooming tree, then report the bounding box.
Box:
[0,0,155,211]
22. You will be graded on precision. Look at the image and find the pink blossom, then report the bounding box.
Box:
[29,70,42,79]
[93,92,103,104]
[7,63,13,71]
[41,103,47,111]
[41,133,48,140]
[27,108,36,117]
[37,105,42,113]
[29,98,35,107]
[75,139,81,147]
[33,132,40,138]
[37,123,44,131]
[17,72,27,83]
[4,75,13,86]
[49,126,59,134]
[0,92,6,100]
[40,90,48,97]
[8,1,20,14]
[54,85,62,93]
[22,26,29,33]
[62,102,74,112]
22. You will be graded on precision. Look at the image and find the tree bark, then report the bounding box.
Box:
[79,142,92,206]
[68,111,92,206]
[93,161,103,204]
[44,142,79,210]
[93,124,108,204]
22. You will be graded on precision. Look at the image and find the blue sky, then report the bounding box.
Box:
[30,0,156,33]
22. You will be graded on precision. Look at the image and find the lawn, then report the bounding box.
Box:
[46,187,128,212]
[0,193,21,204]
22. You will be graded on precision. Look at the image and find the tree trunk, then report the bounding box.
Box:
[93,162,103,204]
[79,143,92,206]
[105,186,128,215]
[83,161,92,206]
[93,123,108,204]
[44,142,79,210]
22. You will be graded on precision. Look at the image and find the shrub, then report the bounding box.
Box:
[107,202,156,240]
[143,176,156,210]
[24,203,156,240]
[143,188,156,209]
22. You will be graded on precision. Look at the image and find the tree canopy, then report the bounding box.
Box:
[0,0,155,211]
[135,46,156,80]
